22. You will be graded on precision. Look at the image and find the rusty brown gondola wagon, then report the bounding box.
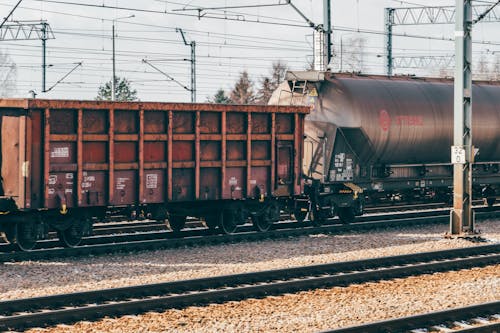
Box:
[0,99,309,250]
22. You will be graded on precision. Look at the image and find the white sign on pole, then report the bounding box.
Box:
[451,146,466,164]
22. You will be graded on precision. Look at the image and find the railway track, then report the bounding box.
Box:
[0,207,498,262]
[1,202,493,245]
[324,301,500,332]
[1,203,496,250]
[0,244,498,331]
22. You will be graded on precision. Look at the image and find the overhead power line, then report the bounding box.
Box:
[29,0,310,28]
[44,61,82,92]
[0,0,22,29]
[142,59,192,93]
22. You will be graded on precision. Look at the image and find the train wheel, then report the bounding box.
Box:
[204,214,219,230]
[57,221,83,248]
[220,206,245,234]
[251,215,268,232]
[485,197,496,207]
[16,221,37,251]
[221,211,238,234]
[253,201,280,232]
[338,207,355,224]
[169,215,186,232]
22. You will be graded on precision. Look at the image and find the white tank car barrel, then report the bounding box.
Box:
[272,71,500,216]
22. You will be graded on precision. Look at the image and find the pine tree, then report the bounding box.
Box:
[230,71,255,104]
[96,76,138,101]
[207,88,232,104]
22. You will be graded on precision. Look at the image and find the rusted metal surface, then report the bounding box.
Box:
[1,116,24,208]
[0,99,308,210]
[0,99,310,114]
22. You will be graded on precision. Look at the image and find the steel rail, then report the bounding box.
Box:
[1,203,496,252]
[0,209,446,250]
[323,301,500,332]
[0,213,453,262]
[1,208,499,262]
[0,244,498,331]
[2,206,489,252]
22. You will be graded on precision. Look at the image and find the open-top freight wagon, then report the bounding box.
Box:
[0,99,309,250]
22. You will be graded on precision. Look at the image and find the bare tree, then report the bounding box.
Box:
[341,37,367,72]
[475,55,490,80]
[256,61,288,105]
[256,77,273,105]
[0,50,17,97]
[436,64,453,78]
[492,54,500,81]
[230,70,255,104]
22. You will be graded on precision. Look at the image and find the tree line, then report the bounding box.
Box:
[206,60,287,105]
[93,60,287,104]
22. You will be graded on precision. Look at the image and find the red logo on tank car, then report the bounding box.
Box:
[379,110,391,132]
[395,115,424,126]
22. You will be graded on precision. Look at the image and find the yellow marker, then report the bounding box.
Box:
[60,204,68,215]
[344,182,363,193]
[259,194,265,202]
[0,211,10,215]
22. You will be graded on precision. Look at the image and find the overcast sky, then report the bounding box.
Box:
[1,0,499,101]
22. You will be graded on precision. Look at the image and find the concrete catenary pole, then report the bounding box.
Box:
[451,0,474,235]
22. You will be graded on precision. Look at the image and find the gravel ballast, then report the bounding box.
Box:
[26,265,500,333]
[1,219,498,301]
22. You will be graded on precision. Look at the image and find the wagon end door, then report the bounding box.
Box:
[274,142,293,197]
[0,114,28,209]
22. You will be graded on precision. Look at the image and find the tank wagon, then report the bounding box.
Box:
[0,99,309,250]
[273,71,500,224]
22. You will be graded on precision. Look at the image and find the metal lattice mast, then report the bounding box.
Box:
[0,22,55,92]
[392,55,454,69]
[42,22,48,92]
[191,41,196,103]
[390,5,500,25]
[0,22,54,41]
[385,8,394,76]
[384,4,500,74]
[451,0,474,235]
